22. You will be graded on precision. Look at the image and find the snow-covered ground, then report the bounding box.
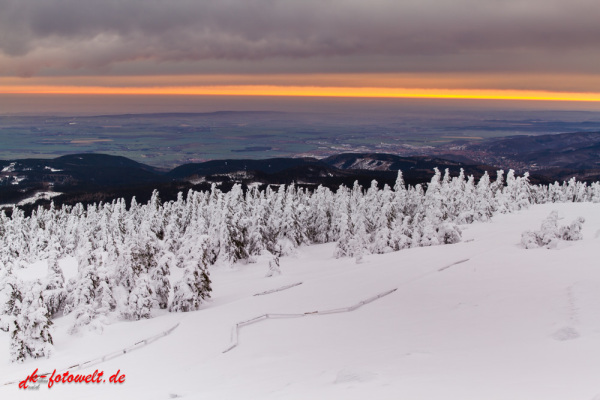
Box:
[1,202,600,400]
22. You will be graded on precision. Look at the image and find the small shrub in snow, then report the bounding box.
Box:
[265,252,281,277]
[521,211,585,249]
[520,230,540,249]
[560,217,585,241]
[437,222,462,245]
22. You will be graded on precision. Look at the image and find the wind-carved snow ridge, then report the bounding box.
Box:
[223,288,397,353]
[438,258,469,272]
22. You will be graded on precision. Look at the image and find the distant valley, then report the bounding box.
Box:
[3,110,600,169]
[1,130,600,213]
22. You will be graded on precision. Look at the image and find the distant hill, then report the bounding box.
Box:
[466,131,600,169]
[3,133,600,214]
[1,152,496,213]
[459,131,600,182]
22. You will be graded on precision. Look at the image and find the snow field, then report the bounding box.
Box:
[1,202,600,399]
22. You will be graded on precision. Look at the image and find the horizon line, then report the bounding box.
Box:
[4,85,600,103]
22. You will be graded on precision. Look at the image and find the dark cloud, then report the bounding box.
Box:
[1,0,600,76]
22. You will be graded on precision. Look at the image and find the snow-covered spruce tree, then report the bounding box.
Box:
[392,170,408,217]
[505,170,532,212]
[418,216,441,247]
[279,183,306,250]
[537,210,561,248]
[264,185,284,255]
[43,247,66,317]
[9,281,54,362]
[130,231,160,278]
[118,212,164,320]
[349,195,369,262]
[169,268,212,312]
[371,184,395,254]
[6,279,26,362]
[390,215,412,251]
[306,185,333,244]
[474,171,495,221]
[333,186,352,258]
[163,192,187,253]
[122,274,156,320]
[218,184,250,266]
[153,251,175,309]
[0,270,19,333]
[245,186,267,259]
[95,270,116,318]
[170,235,212,312]
[66,266,100,333]
[205,184,224,264]
[453,171,476,224]
[423,168,444,224]
[591,182,600,203]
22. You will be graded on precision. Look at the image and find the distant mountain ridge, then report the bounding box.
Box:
[463,131,600,170]
[2,130,600,212]
[0,152,493,212]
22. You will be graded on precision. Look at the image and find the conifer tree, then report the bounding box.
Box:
[169,268,212,312]
[10,281,54,362]
[66,267,100,333]
[153,252,174,309]
[122,274,156,320]
[43,248,66,317]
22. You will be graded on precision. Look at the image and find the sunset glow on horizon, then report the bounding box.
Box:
[4,83,600,103]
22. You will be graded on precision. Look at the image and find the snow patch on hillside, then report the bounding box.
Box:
[18,191,62,205]
[1,162,16,172]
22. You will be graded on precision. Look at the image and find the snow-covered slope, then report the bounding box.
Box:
[2,202,600,400]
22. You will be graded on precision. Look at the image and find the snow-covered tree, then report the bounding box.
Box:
[66,267,100,333]
[9,281,53,362]
[43,255,66,317]
[169,268,212,312]
[153,252,174,309]
[122,274,156,320]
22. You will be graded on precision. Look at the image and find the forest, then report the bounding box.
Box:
[0,168,598,362]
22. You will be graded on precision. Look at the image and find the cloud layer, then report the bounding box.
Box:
[1,0,600,77]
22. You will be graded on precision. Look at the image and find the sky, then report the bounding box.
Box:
[2,0,600,110]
